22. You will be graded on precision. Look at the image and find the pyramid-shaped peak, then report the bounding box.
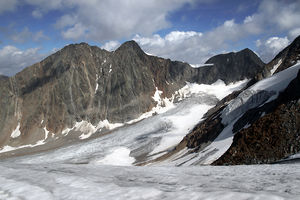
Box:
[116,40,144,54]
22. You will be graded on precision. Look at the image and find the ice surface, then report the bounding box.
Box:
[0,162,299,200]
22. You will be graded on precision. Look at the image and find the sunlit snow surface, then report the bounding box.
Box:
[0,162,299,200]
[1,79,300,199]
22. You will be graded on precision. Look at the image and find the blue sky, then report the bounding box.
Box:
[0,0,300,76]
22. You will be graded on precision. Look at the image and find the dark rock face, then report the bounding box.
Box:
[203,48,265,84]
[213,70,300,165]
[0,41,264,148]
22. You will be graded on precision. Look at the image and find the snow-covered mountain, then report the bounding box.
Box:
[154,35,300,166]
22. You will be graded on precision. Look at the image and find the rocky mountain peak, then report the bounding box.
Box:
[115,40,145,56]
[202,48,265,84]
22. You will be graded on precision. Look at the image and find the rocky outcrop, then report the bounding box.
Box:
[202,48,265,84]
[213,69,300,165]
[0,41,264,150]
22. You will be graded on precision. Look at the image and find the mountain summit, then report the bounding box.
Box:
[204,48,265,84]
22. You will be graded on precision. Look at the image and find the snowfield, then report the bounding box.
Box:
[0,162,299,200]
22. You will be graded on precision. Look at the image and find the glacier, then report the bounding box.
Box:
[0,77,299,199]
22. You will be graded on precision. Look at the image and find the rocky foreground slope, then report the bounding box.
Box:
[0,41,264,154]
[158,35,300,166]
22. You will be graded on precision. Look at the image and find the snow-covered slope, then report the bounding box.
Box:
[221,63,300,125]
[157,62,300,166]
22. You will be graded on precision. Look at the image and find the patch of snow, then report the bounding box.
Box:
[145,52,155,56]
[152,87,163,103]
[76,121,97,140]
[40,120,44,125]
[126,88,175,124]
[222,63,300,125]
[96,147,135,166]
[77,120,123,140]
[11,123,21,139]
[109,64,112,73]
[189,63,214,68]
[287,153,300,160]
[0,137,48,154]
[62,127,72,136]
[43,127,49,140]
[94,74,99,94]
[96,119,123,130]
[243,123,251,129]
[101,59,107,65]
[270,59,282,75]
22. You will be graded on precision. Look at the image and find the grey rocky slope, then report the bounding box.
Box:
[0,40,264,152]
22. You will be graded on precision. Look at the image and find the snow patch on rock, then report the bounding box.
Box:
[11,123,21,139]
[270,59,282,75]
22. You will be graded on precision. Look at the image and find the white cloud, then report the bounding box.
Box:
[0,45,46,76]
[101,41,120,51]
[256,36,290,62]
[0,0,19,14]
[132,0,300,64]
[133,31,214,64]
[165,31,202,43]
[61,23,88,40]
[21,0,197,41]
